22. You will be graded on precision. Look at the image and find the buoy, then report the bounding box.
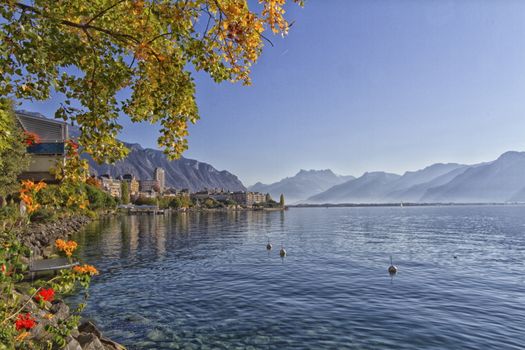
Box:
[266,238,272,250]
[280,244,286,257]
[388,256,397,275]
[453,255,457,259]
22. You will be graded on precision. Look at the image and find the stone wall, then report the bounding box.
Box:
[14,215,127,349]
[17,215,91,258]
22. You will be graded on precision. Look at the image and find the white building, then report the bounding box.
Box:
[154,167,165,193]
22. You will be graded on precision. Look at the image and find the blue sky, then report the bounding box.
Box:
[20,0,525,186]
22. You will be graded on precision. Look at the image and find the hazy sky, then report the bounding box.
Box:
[20,1,525,186]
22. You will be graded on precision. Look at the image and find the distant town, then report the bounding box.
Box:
[16,110,284,211]
[95,168,284,210]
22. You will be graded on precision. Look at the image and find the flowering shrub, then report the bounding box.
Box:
[73,264,99,276]
[15,313,36,331]
[0,224,98,348]
[22,131,41,146]
[34,288,55,303]
[19,180,47,214]
[66,140,78,158]
[55,239,78,258]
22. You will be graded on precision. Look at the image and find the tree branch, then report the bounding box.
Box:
[14,2,140,44]
[85,0,127,25]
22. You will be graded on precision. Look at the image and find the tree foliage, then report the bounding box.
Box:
[0,100,29,199]
[0,0,302,163]
[120,180,130,204]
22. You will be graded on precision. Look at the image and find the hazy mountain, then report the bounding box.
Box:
[387,165,469,202]
[421,151,525,203]
[307,172,401,204]
[305,151,525,204]
[249,169,354,203]
[385,163,468,201]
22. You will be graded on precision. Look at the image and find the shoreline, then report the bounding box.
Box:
[289,202,525,208]
[14,211,126,350]
[117,206,287,215]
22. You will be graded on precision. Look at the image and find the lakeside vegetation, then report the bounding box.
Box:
[0,109,116,348]
[131,194,283,210]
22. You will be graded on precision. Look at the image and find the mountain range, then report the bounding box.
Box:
[248,169,354,203]
[304,151,525,204]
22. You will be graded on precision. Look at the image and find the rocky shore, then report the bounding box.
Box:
[17,291,125,350]
[15,214,127,350]
[18,215,92,258]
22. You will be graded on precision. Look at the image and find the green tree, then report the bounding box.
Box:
[0,100,29,202]
[0,1,302,164]
[279,193,285,207]
[120,180,130,204]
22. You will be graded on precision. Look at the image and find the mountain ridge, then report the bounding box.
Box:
[248,169,354,203]
[304,151,525,204]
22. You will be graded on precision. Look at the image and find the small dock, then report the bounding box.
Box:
[118,205,168,215]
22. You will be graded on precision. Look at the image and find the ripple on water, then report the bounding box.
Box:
[71,206,525,349]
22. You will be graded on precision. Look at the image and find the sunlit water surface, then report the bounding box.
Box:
[71,206,525,349]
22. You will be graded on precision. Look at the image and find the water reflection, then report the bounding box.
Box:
[72,207,525,350]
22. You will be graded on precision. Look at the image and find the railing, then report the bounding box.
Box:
[27,143,65,155]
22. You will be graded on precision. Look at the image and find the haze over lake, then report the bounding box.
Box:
[72,206,525,349]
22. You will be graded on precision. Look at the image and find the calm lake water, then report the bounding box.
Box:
[71,206,525,349]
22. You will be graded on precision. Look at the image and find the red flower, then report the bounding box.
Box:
[34,288,55,302]
[1,263,12,276]
[66,139,79,149]
[23,131,41,146]
[15,313,36,331]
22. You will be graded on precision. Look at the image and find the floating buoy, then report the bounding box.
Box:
[280,244,286,257]
[266,238,272,250]
[388,256,397,275]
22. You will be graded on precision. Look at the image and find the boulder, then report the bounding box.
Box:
[65,337,83,350]
[77,333,105,350]
[100,337,127,350]
[50,300,70,320]
[78,320,102,338]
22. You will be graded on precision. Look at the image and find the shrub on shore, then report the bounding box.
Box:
[0,222,98,348]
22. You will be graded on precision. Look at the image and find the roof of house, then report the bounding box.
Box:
[15,111,68,143]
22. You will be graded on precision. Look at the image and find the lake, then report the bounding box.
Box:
[71,206,525,349]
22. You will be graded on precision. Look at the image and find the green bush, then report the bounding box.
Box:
[202,198,223,209]
[0,203,18,222]
[35,183,116,213]
[84,184,116,210]
[30,207,57,223]
[219,199,237,206]
[157,196,171,209]
[133,196,157,206]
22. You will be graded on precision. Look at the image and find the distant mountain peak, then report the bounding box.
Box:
[296,169,335,176]
[362,171,399,177]
[497,151,525,161]
[249,168,353,203]
[128,143,144,151]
